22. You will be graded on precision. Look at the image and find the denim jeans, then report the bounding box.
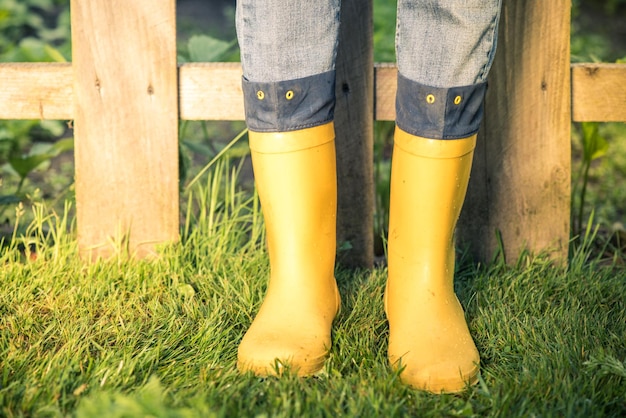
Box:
[236,0,501,138]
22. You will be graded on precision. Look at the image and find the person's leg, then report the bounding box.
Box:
[387,0,501,393]
[235,0,342,376]
[396,0,500,89]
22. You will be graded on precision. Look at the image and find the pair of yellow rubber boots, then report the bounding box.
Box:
[237,122,479,393]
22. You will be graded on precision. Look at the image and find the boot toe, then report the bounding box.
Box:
[392,355,480,393]
[237,330,330,377]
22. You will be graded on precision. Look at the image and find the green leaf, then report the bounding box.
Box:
[49,137,74,154]
[39,119,65,137]
[181,140,215,157]
[0,194,21,205]
[7,138,73,179]
[590,135,608,161]
[9,153,54,178]
[581,122,608,163]
[43,43,67,62]
[187,35,232,62]
[3,38,69,63]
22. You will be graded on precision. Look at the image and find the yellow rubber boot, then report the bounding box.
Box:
[237,122,341,377]
[386,127,479,393]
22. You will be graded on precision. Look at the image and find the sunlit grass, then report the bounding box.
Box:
[1,157,625,417]
[2,2,625,415]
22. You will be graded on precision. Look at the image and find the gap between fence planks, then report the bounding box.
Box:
[333,0,375,269]
[572,63,626,122]
[2,62,625,123]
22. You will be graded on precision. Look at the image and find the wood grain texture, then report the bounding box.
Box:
[2,62,624,123]
[70,0,179,259]
[374,63,397,121]
[334,0,375,268]
[0,63,72,120]
[572,63,626,122]
[457,0,572,264]
[178,62,243,120]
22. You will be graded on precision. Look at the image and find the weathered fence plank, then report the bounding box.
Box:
[0,63,72,120]
[572,63,626,122]
[373,63,397,122]
[333,0,375,268]
[70,0,179,259]
[3,62,625,123]
[178,62,243,121]
[457,0,572,263]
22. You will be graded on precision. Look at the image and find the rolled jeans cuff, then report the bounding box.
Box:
[395,72,487,140]
[242,71,336,132]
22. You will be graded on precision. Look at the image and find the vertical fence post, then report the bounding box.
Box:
[335,0,375,269]
[70,0,179,259]
[458,0,572,263]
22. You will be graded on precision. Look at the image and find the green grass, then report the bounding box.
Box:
[1,158,625,417]
[1,1,626,415]
[572,122,626,228]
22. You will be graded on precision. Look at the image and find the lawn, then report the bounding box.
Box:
[1,158,625,417]
[1,0,626,416]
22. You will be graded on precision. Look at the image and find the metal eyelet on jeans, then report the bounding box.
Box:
[426,94,435,104]
[257,90,265,100]
[285,90,294,100]
[454,95,462,105]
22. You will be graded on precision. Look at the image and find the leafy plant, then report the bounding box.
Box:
[571,122,609,242]
[373,122,393,257]
[0,0,71,60]
[1,120,73,205]
[371,0,397,257]
[177,34,247,189]
[571,0,626,63]
[0,0,72,215]
[599,0,626,14]
[373,0,397,62]
[6,138,74,193]
[177,34,237,64]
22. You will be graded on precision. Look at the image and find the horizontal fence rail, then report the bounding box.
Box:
[9,0,619,265]
[1,62,624,122]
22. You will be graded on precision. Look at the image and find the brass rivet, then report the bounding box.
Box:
[256,90,265,100]
[454,95,462,105]
[426,94,435,104]
[286,90,294,100]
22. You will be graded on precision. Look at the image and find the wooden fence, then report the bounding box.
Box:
[1,0,625,266]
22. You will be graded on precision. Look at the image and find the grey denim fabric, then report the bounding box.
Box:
[396,0,501,87]
[242,71,336,132]
[235,0,501,137]
[236,0,341,82]
[395,73,487,139]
